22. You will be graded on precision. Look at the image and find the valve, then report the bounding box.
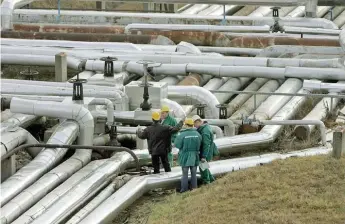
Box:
[216,104,228,119]
[100,56,118,77]
[108,123,121,147]
[20,67,38,80]
[195,104,207,119]
[136,60,160,111]
[68,73,87,101]
[270,7,284,33]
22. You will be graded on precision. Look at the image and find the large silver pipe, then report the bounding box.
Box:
[1,0,35,30]
[168,85,220,118]
[294,91,341,140]
[333,9,345,27]
[213,77,251,104]
[12,159,108,224]
[340,28,345,52]
[0,120,79,206]
[1,83,124,102]
[1,113,38,133]
[257,45,345,57]
[25,149,147,224]
[218,88,308,154]
[125,23,270,33]
[0,127,40,158]
[226,78,268,116]
[249,78,302,121]
[0,54,83,70]
[79,145,331,224]
[66,174,132,224]
[10,98,94,145]
[11,9,338,29]
[161,98,186,118]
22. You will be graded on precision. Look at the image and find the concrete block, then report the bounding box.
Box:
[332,127,345,159]
[1,155,16,182]
[125,81,168,111]
[55,52,67,82]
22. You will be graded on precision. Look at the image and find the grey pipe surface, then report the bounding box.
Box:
[259,120,327,145]
[0,120,79,206]
[204,119,235,136]
[257,45,345,57]
[89,98,114,124]
[79,145,331,224]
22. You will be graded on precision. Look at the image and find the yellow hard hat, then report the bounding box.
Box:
[161,105,170,112]
[184,118,194,126]
[152,111,161,121]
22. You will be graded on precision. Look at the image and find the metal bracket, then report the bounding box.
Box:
[270,7,284,33]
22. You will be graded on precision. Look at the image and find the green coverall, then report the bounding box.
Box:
[174,128,202,167]
[197,123,219,184]
[161,114,177,167]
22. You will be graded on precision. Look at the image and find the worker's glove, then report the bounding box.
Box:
[201,158,206,163]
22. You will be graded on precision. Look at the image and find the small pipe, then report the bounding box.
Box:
[204,119,235,136]
[1,143,140,171]
[89,98,114,124]
[259,120,327,146]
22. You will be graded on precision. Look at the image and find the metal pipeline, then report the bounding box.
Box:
[257,45,345,57]
[11,10,339,29]
[79,145,331,224]
[0,127,40,158]
[89,98,114,124]
[161,98,186,118]
[66,174,132,224]
[1,0,35,30]
[1,113,38,133]
[0,120,79,206]
[0,31,175,45]
[340,28,345,52]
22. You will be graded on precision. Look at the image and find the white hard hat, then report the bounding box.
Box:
[192,115,202,122]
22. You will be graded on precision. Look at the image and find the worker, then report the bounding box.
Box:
[137,111,183,174]
[174,118,202,193]
[192,115,219,184]
[160,105,178,167]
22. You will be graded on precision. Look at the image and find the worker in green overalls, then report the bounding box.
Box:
[161,105,177,167]
[192,115,219,184]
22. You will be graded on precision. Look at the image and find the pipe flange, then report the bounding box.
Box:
[100,56,118,62]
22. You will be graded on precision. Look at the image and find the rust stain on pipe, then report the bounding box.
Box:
[13,24,125,34]
[129,30,231,47]
[229,36,340,48]
[178,73,202,86]
[1,31,174,45]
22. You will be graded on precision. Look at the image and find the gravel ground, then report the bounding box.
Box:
[16,150,32,171]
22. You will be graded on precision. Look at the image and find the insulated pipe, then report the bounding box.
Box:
[229,80,281,120]
[1,0,35,30]
[1,113,38,133]
[93,134,110,146]
[1,110,14,122]
[0,31,175,45]
[260,120,327,145]
[210,125,224,138]
[125,24,270,33]
[0,127,40,158]
[167,85,219,118]
[294,92,340,140]
[79,145,331,224]
[227,78,268,116]
[1,95,66,103]
[89,98,114,124]
[340,28,345,52]
[10,98,94,146]
[1,83,124,101]
[1,79,123,92]
[283,26,341,36]
[204,119,235,136]
[66,174,132,224]
[11,10,339,29]
[304,80,345,92]
[333,10,345,27]
[12,159,108,224]
[257,45,345,57]
[0,120,79,206]
[249,78,303,121]
[161,98,186,118]
[213,77,251,104]
[216,88,309,154]
[0,54,83,70]
[25,149,142,224]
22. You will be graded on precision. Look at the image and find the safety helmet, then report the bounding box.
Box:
[192,115,202,122]
[152,111,161,121]
[184,118,194,126]
[161,105,170,112]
